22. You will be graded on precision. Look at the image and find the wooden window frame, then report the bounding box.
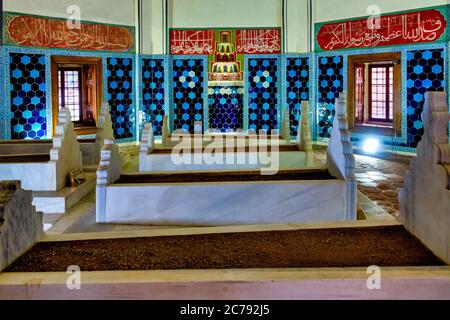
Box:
[368,64,394,123]
[58,68,83,124]
[347,53,402,137]
[51,56,103,136]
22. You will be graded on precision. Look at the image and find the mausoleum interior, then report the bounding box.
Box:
[0,0,450,300]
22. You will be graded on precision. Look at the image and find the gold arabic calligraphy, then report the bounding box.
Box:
[7,15,134,52]
[318,10,447,50]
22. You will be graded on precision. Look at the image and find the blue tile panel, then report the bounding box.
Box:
[208,86,244,132]
[172,58,205,133]
[106,57,134,140]
[9,53,47,139]
[142,58,165,136]
[248,58,279,132]
[406,49,445,148]
[317,56,344,138]
[286,57,309,136]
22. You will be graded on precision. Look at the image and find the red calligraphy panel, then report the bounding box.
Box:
[317,9,447,51]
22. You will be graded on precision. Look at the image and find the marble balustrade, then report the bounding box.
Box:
[399,91,450,264]
[96,94,357,226]
[0,108,82,191]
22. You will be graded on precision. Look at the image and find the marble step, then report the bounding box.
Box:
[32,173,96,214]
[116,169,334,185]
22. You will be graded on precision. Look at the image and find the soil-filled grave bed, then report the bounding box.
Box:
[5,226,445,272]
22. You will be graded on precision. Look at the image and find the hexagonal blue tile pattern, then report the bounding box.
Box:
[9,53,47,140]
[406,49,445,148]
[286,57,309,136]
[318,56,344,138]
[142,58,165,135]
[208,86,244,132]
[107,57,134,140]
[172,58,205,133]
[248,58,279,132]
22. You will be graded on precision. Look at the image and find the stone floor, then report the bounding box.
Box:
[314,148,410,217]
[355,155,409,217]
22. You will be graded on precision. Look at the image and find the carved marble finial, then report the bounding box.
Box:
[422,92,450,145]
[281,109,291,143]
[298,101,312,152]
[50,107,76,162]
[162,115,170,147]
[140,123,154,154]
[327,93,355,180]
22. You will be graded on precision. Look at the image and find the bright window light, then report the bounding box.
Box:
[362,138,380,154]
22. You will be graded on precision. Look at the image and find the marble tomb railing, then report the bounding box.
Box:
[95,96,357,226]
[0,102,114,168]
[399,91,450,264]
[0,108,82,191]
[79,102,115,166]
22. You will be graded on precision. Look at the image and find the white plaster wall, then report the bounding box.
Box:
[286,0,309,53]
[142,0,306,54]
[142,0,165,54]
[170,0,281,28]
[3,0,136,26]
[314,0,448,23]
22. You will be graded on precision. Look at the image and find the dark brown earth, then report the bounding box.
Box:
[151,144,301,154]
[0,138,95,144]
[0,154,50,163]
[116,169,335,184]
[0,140,52,144]
[6,226,444,273]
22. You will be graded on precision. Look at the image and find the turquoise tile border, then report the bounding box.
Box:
[2,46,136,143]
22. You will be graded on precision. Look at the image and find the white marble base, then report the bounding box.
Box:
[0,108,82,192]
[32,173,96,214]
[99,180,353,226]
[0,163,58,191]
[0,143,51,156]
[79,142,100,166]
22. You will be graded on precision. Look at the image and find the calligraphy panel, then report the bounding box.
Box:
[170,30,215,55]
[5,13,135,53]
[169,28,281,55]
[316,8,447,51]
[236,28,281,55]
